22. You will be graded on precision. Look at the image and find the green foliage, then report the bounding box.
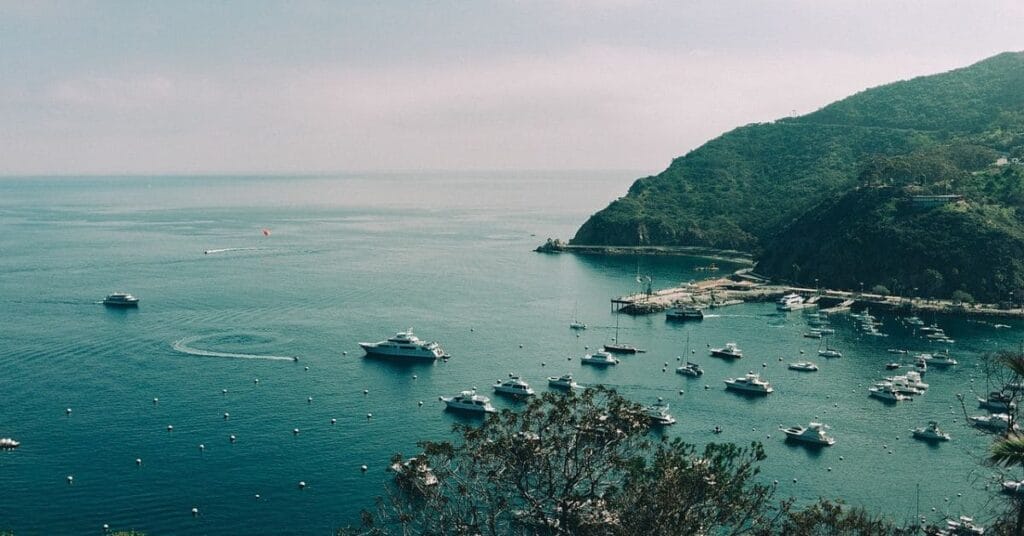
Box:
[776,499,913,536]
[951,290,975,304]
[870,285,891,296]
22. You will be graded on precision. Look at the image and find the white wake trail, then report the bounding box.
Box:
[172,336,297,362]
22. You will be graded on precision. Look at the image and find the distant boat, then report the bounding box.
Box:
[581,350,619,366]
[493,375,535,397]
[724,372,773,394]
[780,422,835,446]
[570,301,587,330]
[788,362,818,372]
[710,342,743,359]
[103,292,139,307]
[666,305,703,321]
[604,315,640,354]
[911,421,951,442]
[644,399,677,426]
[776,293,805,311]
[359,329,449,360]
[547,374,579,390]
[441,390,496,414]
[0,438,20,449]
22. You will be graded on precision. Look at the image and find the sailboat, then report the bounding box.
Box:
[818,336,842,358]
[604,314,640,354]
[569,301,587,330]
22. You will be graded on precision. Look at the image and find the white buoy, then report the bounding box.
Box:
[65,408,72,416]
[307,397,313,404]
[827,467,832,471]
[67,475,73,484]
[360,465,368,472]
[153,398,159,405]
[679,390,684,395]
[793,478,798,483]
[839,456,844,460]
[254,379,259,384]
[418,401,423,406]
[412,375,418,379]
[298,481,306,489]
[293,428,300,435]
[363,389,368,395]
[136,458,142,466]
[342,351,348,355]
[167,425,173,432]
[222,389,228,395]
[366,413,373,420]
[199,444,206,451]
[255,494,260,500]
[304,366,309,371]
[331,418,337,424]
[224,412,230,420]
[664,362,669,367]
[229,435,236,443]
[192,507,198,517]
[541,362,546,366]
[519,344,523,348]
[103,523,109,531]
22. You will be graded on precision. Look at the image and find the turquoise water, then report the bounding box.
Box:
[0,173,1019,534]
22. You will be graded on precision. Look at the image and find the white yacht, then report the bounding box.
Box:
[676,361,704,377]
[710,342,743,359]
[978,392,1015,412]
[780,422,835,446]
[874,380,922,397]
[547,374,579,390]
[921,351,958,367]
[441,390,496,414]
[493,375,535,396]
[724,372,773,394]
[911,421,951,442]
[776,293,805,311]
[359,329,449,360]
[818,348,842,358]
[644,399,677,426]
[788,362,819,372]
[103,292,139,307]
[581,350,619,366]
[944,516,985,535]
[1003,480,1024,495]
[868,385,910,402]
[969,413,1017,432]
[0,438,20,449]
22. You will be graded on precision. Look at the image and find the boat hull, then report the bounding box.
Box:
[360,343,444,360]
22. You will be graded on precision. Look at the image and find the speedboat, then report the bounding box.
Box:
[666,305,703,321]
[780,422,835,446]
[547,374,579,390]
[885,362,901,370]
[969,413,1017,432]
[103,292,139,307]
[978,391,1015,412]
[0,438,20,449]
[581,351,619,366]
[776,293,805,311]
[644,399,677,426]
[788,362,818,372]
[724,372,773,394]
[359,329,449,360]
[493,375,535,396]
[676,361,704,377]
[570,320,587,330]
[441,390,496,414]
[868,385,910,402]
[710,342,743,359]
[911,421,951,442]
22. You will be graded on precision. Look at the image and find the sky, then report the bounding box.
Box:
[1,1,1023,175]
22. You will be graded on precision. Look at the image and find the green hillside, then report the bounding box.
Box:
[571,52,1024,253]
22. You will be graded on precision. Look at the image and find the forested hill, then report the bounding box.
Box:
[570,52,1024,253]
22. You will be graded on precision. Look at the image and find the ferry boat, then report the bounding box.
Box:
[493,375,535,397]
[0,438,20,449]
[103,292,139,307]
[547,374,579,390]
[666,305,703,321]
[581,351,619,366]
[676,361,704,377]
[710,342,743,359]
[911,421,951,442]
[787,362,818,372]
[644,399,677,425]
[359,329,449,360]
[776,293,805,311]
[780,422,835,446]
[441,390,496,414]
[724,372,773,394]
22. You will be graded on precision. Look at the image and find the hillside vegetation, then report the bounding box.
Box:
[570,52,1024,301]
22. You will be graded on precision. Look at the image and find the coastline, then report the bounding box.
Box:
[534,240,754,265]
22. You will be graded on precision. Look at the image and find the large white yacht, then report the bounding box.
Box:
[581,350,619,366]
[493,375,535,396]
[103,292,139,307]
[710,342,743,359]
[776,293,805,311]
[359,329,449,360]
[644,399,677,426]
[724,372,773,394]
[441,390,496,414]
[868,385,910,402]
[911,421,951,442]
[547,374,579,390]
[780,422,835,446]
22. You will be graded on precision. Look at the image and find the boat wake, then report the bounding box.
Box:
[203,247,265,255]
[172,336,297,362]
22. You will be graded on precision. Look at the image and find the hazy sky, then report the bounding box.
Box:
[2,1,1022,175]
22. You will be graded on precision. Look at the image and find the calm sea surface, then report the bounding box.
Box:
[0,172,1020,534]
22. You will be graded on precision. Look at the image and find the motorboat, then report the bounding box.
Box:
[0,438,19,449]
[887,348,909,355]
[818,348,842,358]
[724,372,773,394]
[920,351,957,367]
[666,305,703,321]
[676,361,704,377]
[802,331,823,339]
[911,421,951,442]
[904,316,925,326]
[493,375,535,396]
[898,370,929,390]
[103,292,139,307]
[390,456,439,488]
[441,390,496,414]
[969,413,1017,432]
[359,329,449,360]
[644,399,677,426]
[874,380,923,397]
[868,385,910,402]
[581,351,619,366]
[944,516,985,535]
[1003,480,1024,495]
[710,342,743,359]
[547,374,579,390]
[885,362,901,370]
[776,293,806,311]
[780,422,835,446]
[788,362,818,372]
[978,391,1016,412]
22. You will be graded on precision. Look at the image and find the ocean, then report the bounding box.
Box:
[0,172,1018,534]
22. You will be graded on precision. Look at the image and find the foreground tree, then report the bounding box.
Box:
[342,387,910,535]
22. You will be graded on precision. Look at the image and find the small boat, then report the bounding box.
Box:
[103,292,139,307]
[710,342,743,359]
[776,293,806,311]
[1002,480,1024,494]
[911,421,951,442]
[724,372,773,395]
[875,381,923,397]
[441,390,496,414]
[978,391,1015,412]
[547,374,579,390]
[493,375,535,397]
[604,315,640,354]
[581,351,619,366]
[780,422,835,446]
[644,399,677,426]
[570,301,587,330]
[944,516,985,535]
[816,327,836,335]
[904,316,925,326]
[887,348,908,355]
[818,348,842,358]
[885,362,901,370]
[666,305,704,321]
[676,361,704,377]
[787,362,818,372]
[390,456,439,488]
[359,329,449,360]
[802,331,823,339]
[868,385,910,402]
[0,438,20,449]
[969,413,1017,432]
